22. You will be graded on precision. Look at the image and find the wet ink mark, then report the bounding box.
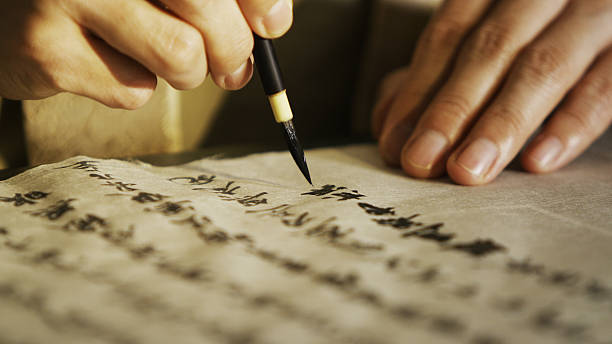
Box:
[57,160,99,172]
[330,190,366,201]
[302,184,345,196]
[0,191,49,207]
[450,239,506,257]
[169,174,216,186]
[102,181,138,192]
[63,214,108,232]
[358,202,395,216]
[302,185,366,201]
[28,199,76,220]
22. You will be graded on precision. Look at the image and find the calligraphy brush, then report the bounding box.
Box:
[252,34,312,185]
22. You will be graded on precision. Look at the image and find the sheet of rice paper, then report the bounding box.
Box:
[1,133,611,344]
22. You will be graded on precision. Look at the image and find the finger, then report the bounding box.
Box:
[521,48,612,173]
[371,66,410,139]
[399,0,568,178]
[237,0,293,38]
[45,20,157,109]
[161,0,254,90]
[378,0,494,166]
[67,0,207,91]
[446,2,612,185]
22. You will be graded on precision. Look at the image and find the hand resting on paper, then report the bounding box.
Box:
[373,0,612,185]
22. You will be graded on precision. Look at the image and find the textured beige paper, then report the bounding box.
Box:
[0,134,611,344]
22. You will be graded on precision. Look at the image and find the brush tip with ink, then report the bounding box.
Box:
[252,34,312,185]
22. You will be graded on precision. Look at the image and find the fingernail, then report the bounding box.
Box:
[380,122,413,165]
[403,130,448,170]
[456,138,499,177]
[221,59,252,90]
[262,0,292,37]
[530,135,563,168]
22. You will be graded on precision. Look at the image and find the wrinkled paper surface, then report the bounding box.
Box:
[1,134,611,344]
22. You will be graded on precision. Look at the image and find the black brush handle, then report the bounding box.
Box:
[253,34,285,95]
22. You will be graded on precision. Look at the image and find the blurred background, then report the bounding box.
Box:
[0,0,440,169]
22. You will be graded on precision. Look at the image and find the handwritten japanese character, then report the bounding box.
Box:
[374,215,422,229]
[358,202,395,216]
[148,201,193,216]
[211,181,240,195]
[57,160,99,172]
[172,215,212,228]
[169,174,216,186]
[302,184,345,197]
[89,173,114,180]
[0,191,49,207]
[281,212,314,227]
[229,192,269,207]
[102,181,138,192]
[28,199,76,220]
[330,190,366,201]
[64,214,108,232]
[131,192,168,203]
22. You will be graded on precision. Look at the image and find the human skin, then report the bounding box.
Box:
[373,0,612,185]
[0,0,293,109]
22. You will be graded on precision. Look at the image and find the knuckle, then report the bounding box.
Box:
[585,75,612,105]
[156,25,205,77]
[427,94,473,131]
[422,19,466,49]
[562,109,598,134]
[214,33,254,68]
[517,45,567,86]
[466,23,515,61]
[489,105,528,137]
[564,76,612,133]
